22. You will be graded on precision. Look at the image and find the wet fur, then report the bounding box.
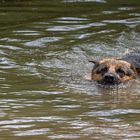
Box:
[90,51,140,86]
[121,51,140,75]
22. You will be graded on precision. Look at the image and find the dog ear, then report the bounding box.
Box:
[116,58,123,61]
[89,60,97,64]
[136,67,140,75]
[130,64,138,77]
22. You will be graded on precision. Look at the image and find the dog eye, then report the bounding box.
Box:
[97,67,108,74]
[116,68,125,76]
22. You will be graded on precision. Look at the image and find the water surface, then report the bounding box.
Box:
[0,0,140,139]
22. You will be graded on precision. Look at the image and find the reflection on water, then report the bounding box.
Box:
[0,0,140,139]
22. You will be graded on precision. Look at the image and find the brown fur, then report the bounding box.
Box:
[91,58,137,85]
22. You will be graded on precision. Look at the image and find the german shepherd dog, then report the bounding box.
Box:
[90,51,140,87]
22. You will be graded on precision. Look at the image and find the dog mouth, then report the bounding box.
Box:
[97,80,121,88]
[97,73,121,87]
[98,80,120,86]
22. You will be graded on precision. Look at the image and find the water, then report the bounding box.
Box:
[0,0,140,139]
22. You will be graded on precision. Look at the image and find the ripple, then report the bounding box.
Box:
[81,125,139,138]
[14,30,38,33]
[2,124,34,129]
[55,17,88,23]
[0,111,6,117]
[102,17,140,25]
[28,91,64,95]
[0,119,34,125]
[0,38,22,42]
[102,10,120,14]
[118,7,134,11]
[0,45,22,50]
[48,134,80,139]
[13,30,40,36]
[0,116,69,126]
[47,23,106,32]
[55,105,81,111]
[24,37,63,47]
[0,57,17,69]
[14,128,50,136]
[63,0,106,3]
[58,17,88,21]
[129,13,140,16]
[84,109,140,117]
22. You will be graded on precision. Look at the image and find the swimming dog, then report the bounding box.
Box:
[90,51,140,87]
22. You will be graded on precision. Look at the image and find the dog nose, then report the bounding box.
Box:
[104,74,115,83]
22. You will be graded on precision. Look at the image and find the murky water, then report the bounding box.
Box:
[0,0,140,139]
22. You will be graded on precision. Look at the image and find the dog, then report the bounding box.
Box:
[90,51,140,87]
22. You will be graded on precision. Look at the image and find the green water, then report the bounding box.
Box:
[0,0,140,139]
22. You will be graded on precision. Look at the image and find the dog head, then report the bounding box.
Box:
[90,58,137,86]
